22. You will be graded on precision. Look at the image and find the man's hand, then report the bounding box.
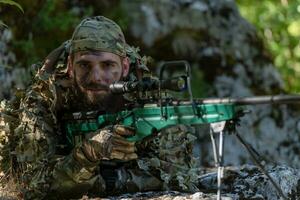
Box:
[81,125,137,162]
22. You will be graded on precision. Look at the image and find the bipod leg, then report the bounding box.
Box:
[234,131,288,200]
[210,122,226,200]
[209,128,218,165]
[217,130,224,200]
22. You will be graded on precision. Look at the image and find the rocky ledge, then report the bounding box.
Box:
[78,165,300,200]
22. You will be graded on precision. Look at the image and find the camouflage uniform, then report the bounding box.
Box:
[0,16,199,199]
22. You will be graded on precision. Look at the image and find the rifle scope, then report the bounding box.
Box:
[109,76,187,94]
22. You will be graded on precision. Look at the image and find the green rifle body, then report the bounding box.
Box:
[65,103,236,146]
[65,94,300,147]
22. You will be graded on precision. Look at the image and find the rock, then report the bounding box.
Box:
[78,165,300,199]
[198,165,300,199]
[0,29,30,100]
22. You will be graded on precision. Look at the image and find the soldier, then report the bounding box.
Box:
[2,16,198,199]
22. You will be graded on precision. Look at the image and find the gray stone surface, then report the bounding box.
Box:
[0,29,30,100]
[79,165,300,199]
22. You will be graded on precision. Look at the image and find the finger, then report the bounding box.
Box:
[112,134,136,145]
[123,152,138,160]
[111,151,137,161]
[112,144,135,154]
[90,129,111,142]
[112,140,135,151]
[113,125,135,136]
[110,151,125,160]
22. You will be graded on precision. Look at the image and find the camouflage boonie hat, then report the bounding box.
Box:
[70,16,127,57]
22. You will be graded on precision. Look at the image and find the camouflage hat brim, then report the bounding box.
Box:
[71,39,126,57]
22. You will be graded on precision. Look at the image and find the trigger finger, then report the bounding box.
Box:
[113,125,135,136]
[113,144,135,154]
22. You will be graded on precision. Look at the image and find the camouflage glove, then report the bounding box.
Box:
[81,125,137,162]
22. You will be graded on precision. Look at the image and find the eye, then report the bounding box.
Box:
[104,62,115,68]
[78,62,90,69]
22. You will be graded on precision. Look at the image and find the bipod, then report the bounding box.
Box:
[209,122,288,200]
[209,121,226,200]
[234,131,288,200]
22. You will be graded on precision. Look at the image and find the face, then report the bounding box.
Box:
[68,51,129,108]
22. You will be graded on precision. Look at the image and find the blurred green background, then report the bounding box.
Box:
[237,0,300,93]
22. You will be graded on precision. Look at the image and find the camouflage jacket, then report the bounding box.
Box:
[0,42,198,199]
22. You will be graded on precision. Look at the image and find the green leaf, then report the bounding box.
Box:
[288,20,300,37]
[0,0,24,13]
[0,20,8,28]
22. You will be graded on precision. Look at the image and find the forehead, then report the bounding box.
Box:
[73,51,122,62]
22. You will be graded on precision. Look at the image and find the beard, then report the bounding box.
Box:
[73,77,123,112]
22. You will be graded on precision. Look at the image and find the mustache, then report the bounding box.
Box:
[80,81,109,91]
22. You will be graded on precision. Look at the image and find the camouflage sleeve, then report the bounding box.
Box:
[14,75,104,199]
[134,125,200,192]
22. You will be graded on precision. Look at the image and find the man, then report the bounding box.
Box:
[3,16,198,199]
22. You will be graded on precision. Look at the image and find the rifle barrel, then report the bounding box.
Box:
[197,95,300,105]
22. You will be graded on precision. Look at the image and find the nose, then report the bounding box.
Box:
[90,65,110,85]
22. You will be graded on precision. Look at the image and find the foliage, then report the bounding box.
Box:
[0,0,23,12]
[236,0,300,93]
[0,0,23,27]
[0,0,136,71]
[0,0,92,67]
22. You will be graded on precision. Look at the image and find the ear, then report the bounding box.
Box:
[122,57,130,77]
[67,55,74,78]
